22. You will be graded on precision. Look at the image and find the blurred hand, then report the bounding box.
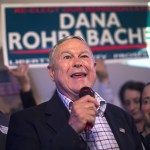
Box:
[96,59,109,83]
[7,63,31,92]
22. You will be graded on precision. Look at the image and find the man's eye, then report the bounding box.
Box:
[64,55,71,59]
[81,55,88,58]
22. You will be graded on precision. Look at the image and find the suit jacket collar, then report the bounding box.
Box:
[44,91,70,132]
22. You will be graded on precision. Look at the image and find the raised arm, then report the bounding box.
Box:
[8,63,36,108]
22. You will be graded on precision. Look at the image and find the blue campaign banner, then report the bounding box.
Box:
[1,3,150,68]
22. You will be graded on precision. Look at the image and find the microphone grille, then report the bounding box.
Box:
[79,87,95,98]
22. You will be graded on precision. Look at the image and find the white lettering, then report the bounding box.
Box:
[76,13,90,28]
[87,30,99,46]
[60,13,74,29]
[41,31,57,48]
[9,32,22,50]
[107,13,121,27]
[23,32,40,49]
[60,12,121,29]
[100,29,114,45]
[128,28,142,44]
[91,13,106,28]
[115,29,128,45]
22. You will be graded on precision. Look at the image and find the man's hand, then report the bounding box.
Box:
[8,63,31,92]
[68,95,99,134]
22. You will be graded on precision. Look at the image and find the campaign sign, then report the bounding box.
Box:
[1,3,150,68]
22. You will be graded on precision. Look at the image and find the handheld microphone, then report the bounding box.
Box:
[79,87,95,131]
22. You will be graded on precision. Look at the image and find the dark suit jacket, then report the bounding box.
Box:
[6,91,143,150]
[0,111,9,150]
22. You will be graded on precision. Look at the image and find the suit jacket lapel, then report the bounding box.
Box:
[44,91,70,133]
[105,104,128,150]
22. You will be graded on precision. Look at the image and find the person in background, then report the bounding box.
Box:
[95,59,121,107]
[140,82,150,150]
[119,81,145,133]
[6,35,142,150]
[0,64,36,150]
[8,63,36,109]
[95,59,113,102]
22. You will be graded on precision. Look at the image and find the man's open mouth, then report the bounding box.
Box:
[70,72,87,78]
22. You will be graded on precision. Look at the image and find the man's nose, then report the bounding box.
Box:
[74,64,82,68]
[73,58,82,68]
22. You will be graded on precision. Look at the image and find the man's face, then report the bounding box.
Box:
[141,84,150,127]
[48,38,96,100]
[123,89,143,122]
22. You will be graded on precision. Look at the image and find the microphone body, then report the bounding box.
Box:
[79,87,95,131]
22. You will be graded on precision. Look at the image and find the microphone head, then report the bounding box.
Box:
[79,87,95,98]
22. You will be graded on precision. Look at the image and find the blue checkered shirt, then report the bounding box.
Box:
[57,89,120,150]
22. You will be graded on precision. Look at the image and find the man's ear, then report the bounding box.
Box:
[47,65,55,81]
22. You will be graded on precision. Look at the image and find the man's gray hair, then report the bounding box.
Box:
[49,35,86,66]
